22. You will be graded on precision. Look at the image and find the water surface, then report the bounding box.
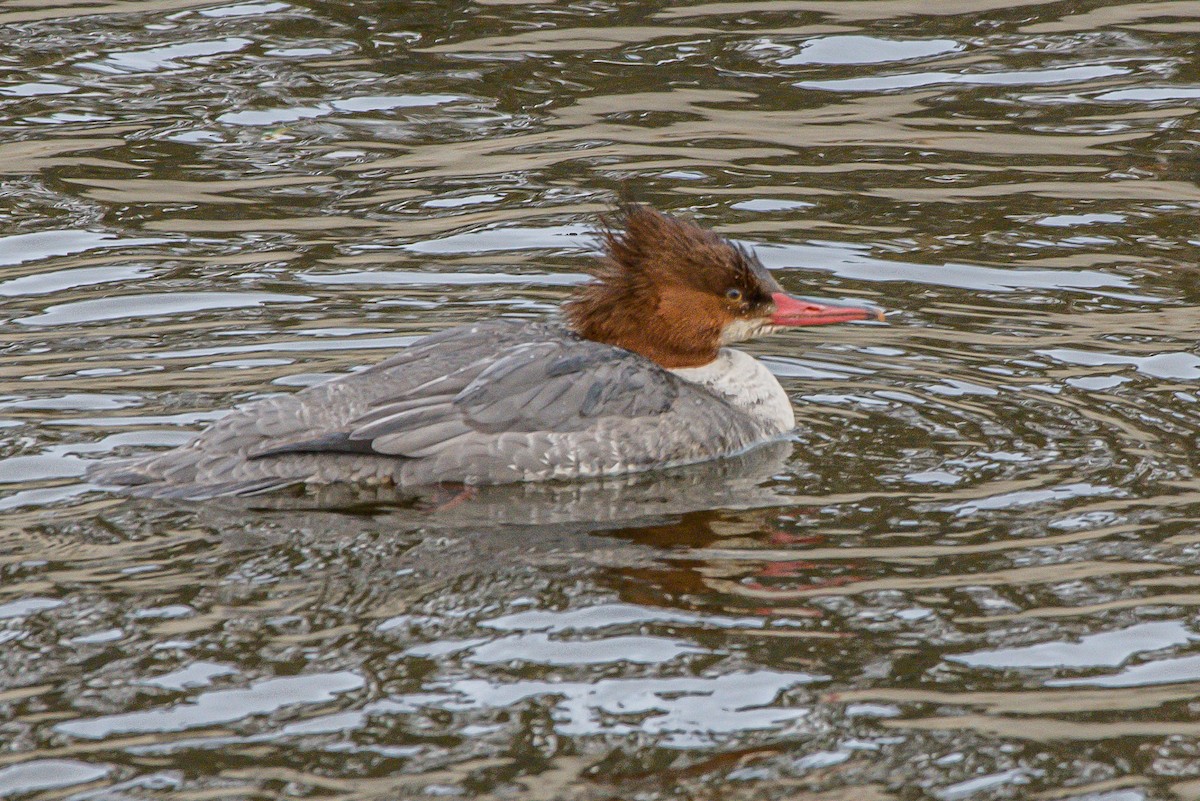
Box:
[3,1,1200,798]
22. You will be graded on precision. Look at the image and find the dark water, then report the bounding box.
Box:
[3,1,1200,798]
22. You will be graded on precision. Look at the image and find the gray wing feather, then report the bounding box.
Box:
[460,342,678,431]
[340,339,680,460]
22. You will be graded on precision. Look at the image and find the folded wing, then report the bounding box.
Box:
[252,336,685,463]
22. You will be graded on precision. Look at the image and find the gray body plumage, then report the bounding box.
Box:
[88,319,792,499]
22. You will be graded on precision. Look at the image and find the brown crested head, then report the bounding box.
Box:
[564,205,885,368]
[564,205,784,368]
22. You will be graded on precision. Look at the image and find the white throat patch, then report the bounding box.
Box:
[719,318,769,344]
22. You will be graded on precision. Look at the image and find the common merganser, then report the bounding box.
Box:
[88,205,882,499]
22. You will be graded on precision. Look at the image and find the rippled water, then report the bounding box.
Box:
[3,1,1200,798]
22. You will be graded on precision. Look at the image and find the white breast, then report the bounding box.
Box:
[670,348,795,435]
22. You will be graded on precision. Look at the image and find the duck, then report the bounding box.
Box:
[87,205,882,499]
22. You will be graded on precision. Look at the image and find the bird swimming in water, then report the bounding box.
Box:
[87,205,882,499]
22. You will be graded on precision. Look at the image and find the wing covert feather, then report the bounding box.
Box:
[345,337,683,458]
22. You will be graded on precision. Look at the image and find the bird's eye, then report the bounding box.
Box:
[725,288,743,301]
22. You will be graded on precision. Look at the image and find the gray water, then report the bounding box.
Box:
[3,1,1200,798]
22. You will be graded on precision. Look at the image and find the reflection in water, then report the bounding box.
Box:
[3,0,1200,798]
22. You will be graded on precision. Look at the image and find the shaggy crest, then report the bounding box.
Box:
[564,205,780,368]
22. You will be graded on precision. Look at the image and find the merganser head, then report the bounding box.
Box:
[564,205,883,368]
